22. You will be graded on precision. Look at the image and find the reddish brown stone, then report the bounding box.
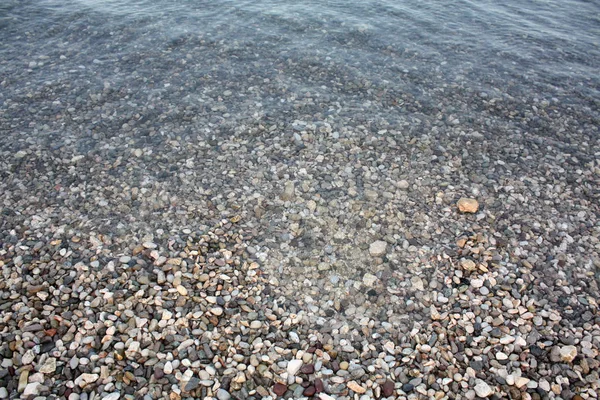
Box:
[273,383,287,397]
[382,380,395,397]
[303,386,316,397]
[314,378,324,393]
[300,363,315,374]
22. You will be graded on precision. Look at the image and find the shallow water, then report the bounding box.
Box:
[2,0,599,102]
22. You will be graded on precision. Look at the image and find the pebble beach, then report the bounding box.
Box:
[1,0,600,399]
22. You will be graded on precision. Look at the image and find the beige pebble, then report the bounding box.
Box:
[347,381,366,394]
[457,197,479,213]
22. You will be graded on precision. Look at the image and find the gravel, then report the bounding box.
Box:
[1,1,599,400]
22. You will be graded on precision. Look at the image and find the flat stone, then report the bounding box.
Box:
[369,240,387,257]
[559,345,577,362]
[457,198,479,213]
[22,349,35,365]
[362,273,378,287]
[216,389,231,400]
[273,382,287,396]
[382,380,395,397]
[39,357,56,374]
[303,386,316,396]
[210,307,223,316]
[474,380,493,397]
[0,388,8,399]
[460,259,477,272]
[514,377,530,388]
[103,393,121,400]
[18,370,29,392]
[280,182,295,201]
[287,359,303,376]
[183,377,201,392]
[398,180,409,189]
[23,382,43,397]
[176,285,188,296]
[347,381,366,394]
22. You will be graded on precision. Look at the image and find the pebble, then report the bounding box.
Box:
[210,307,224,316]
[39,357,57,374]
[369,240,387,257]
[457,198,479,213]
[347,381,367,394]
[280,181,295,201]
[362,273,378,287]
[287,359,303,376]
[0,388,7,399]
[216,389,231,400]
[474,380,493,397]
[176,285,188,296]
[559,345,577,362]
[273,383,287,396]
[23,382,44,397]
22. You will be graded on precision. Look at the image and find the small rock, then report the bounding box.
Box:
[474,380,493,397]
[398,180,409,189]
[0,388,8,399]
[18,370,29,392]
[103,393,121,400]
[559,345,577,362]
[280,182,295,201]
[369,240,387,257]
[362,273,378,287]
[39,357,56,374]
[23,382,43,397]
[287,359,303,376]
[460,259,477,272]
[273,382,287,396]
[457,197,479,213]
[347,381,366,394]
[210,307,223,316]
[303,386,316,396]
[176,285,188,296]
[514,377,530,388]
[183,377,201,392]
[216,389,231,400]
[22,349,36,365]
[382,380,395,397]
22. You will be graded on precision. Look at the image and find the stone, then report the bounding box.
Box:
[23,382,43,397]
[514,377,530,388]
[280,182,295,201]
[369,240,387,257]
[22,349,35,365]
[18,370,29,392]
[216,389,231,400]
[474,380,493,397]
[398,180,409,189]
[457,198,479,213]
[303,386,316,396]
[210,307,223,316]
[347,381,366,394]
[183,377,201,392]
[287,359,303,376]
[363,273,378,287]
[383,380,395,397]
[76,373,99,387]
[176,285,188,296]
[0,388,7,399]
[39,357,56,373]
[300,363,315,374]
[559,345,577,362]
[273,382,287,396]
[103,394,121,400]
[460,259,477,272]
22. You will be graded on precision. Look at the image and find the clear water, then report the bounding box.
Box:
[2,0,599,103]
